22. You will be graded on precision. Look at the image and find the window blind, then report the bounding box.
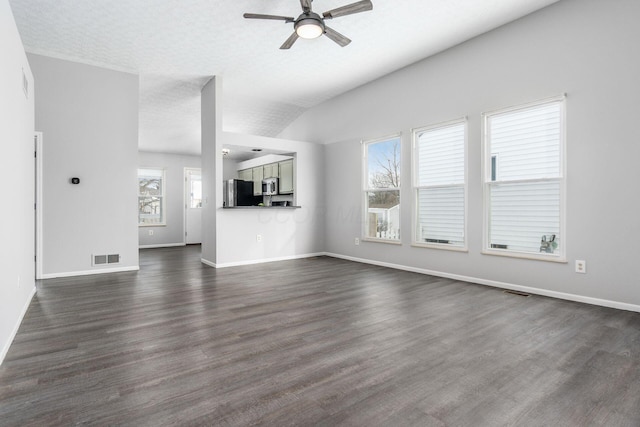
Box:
[415,121,465,246]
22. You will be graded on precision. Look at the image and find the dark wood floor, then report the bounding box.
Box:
[1,246,639,426]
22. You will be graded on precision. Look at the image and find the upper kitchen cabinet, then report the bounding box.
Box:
[279,159,294,194]
[238,168,252,182]
[251,166,263,196]
[263,163,279,179]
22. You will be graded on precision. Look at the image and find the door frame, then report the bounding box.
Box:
[35,132,43,279]
[183,167,202,244]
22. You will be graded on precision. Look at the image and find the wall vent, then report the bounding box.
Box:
[503,290,531,297]
[92,254,120,266]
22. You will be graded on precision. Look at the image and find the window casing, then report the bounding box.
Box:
[412,119,467,250]
[138,168,166,226]
[363,135,401,242]
[483,96,566,260]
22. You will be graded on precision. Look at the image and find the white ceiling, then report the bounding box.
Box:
[9,0,559,155]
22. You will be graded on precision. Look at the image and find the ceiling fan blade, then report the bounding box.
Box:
[324,26,351,47]
[280,32,300,49]
[300,0,312,13]
[243,13,295,22]
[322,0,372,19]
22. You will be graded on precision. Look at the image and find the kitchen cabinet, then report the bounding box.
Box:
[252,166,263,195]
[263,163,279,179]
[238,168,252,182]
[279,159,294,194]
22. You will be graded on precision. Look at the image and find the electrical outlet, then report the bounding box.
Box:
[354,237,360,246]
[149,230,154,236]
[256,234,262,242]
[575,260,586,274]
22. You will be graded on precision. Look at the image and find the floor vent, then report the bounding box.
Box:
[504,290,531,297]
[93,254,120,266]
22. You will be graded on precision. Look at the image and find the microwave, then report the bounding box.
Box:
[262,177,278,195]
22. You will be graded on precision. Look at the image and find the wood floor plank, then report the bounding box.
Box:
[1,245,639,426]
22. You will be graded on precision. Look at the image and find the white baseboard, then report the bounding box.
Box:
[201,258,216,268]
[202,252,325,269]
[325,252,640,313]
[139,243,186,249]
[41,265,140,279]
[0,286,36,366]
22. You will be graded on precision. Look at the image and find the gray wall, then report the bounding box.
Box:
[28,54,140,277]
[200,77,221,265]
[138,151,201,247]
[0,0,36,363]
[279,0,640,308]
[216,132,325,266]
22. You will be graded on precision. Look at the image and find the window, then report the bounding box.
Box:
[413,119,466,249]
[363,135,401,242]
[483,96,565,259]
[189,172,202,208]
[138,168,165,225]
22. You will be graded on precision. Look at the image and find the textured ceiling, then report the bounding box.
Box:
[9,0,559,155]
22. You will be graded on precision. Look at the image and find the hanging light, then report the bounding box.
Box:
[295,14,324,39]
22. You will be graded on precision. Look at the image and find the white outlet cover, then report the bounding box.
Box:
[575,260,586,274]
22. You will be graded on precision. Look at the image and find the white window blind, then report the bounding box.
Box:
[484,97,565,257]
[414,120,466,247]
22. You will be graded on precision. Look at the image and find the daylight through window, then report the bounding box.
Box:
[363,135,401,242]
[138,168,165,225]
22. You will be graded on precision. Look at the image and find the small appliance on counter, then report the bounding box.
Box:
[224,179,258,207]
[262,177,278,196]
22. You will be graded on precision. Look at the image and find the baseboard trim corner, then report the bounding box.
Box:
[41,265,140,279]
[0,286,36,366]
[325,253,640,313]
[139,243,186,249]
[201,258,216,268]
[205,252,326,269]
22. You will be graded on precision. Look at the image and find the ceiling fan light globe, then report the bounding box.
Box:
[295,20,324,39]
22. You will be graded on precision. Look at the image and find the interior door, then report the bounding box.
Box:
[185,168,202,244]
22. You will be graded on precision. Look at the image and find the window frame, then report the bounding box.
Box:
[138,167,166,227]
[362,134,402,244]
[481,95,567,262]
[411,118,468,252]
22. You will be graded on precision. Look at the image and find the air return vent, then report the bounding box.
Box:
[503,290,531,297]
[92,254,120,266]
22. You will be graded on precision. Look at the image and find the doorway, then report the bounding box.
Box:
[184,168,202,244]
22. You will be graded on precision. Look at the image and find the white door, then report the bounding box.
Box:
[185,168,202,244]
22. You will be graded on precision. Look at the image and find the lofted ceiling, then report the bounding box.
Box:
[9,0,559,155]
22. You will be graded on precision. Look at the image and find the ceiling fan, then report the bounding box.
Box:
[243,0,373,49]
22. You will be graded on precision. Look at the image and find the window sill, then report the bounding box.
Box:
[361,238,402,245]
[139,224,167,227]
[481,249,567,263]
[411,242,468,253]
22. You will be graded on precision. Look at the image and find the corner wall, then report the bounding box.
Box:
[200,77,221,265]
[0,0,36,364]
[279,0,640,308]
[28,54,140,277]
[216,132,325,266]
